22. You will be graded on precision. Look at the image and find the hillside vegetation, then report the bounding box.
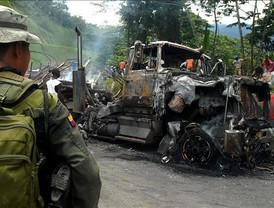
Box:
[2,1,94,69]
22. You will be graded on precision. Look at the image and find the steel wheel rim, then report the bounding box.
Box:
[181,135,212,163]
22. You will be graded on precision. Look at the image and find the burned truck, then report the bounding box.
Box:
[83,41,274,168]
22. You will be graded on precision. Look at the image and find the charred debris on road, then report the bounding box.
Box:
[36,40,274,172]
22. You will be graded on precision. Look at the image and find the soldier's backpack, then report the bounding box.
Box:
[0,71,45,208]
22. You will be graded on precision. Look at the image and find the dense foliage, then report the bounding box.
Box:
[3,0,274,75]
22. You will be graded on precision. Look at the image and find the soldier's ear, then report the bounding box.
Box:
[14,42,23,59]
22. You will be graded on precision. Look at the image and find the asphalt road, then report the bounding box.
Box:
[87,139,274,208]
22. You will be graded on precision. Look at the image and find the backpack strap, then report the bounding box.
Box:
[43,90,49,138]
[0,71,37,105]
[0,107,15,115]
[19,90,49,139]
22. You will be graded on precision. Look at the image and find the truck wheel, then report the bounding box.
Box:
[179,126,215,164]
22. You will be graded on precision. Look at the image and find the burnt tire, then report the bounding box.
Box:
[179,126,216,164]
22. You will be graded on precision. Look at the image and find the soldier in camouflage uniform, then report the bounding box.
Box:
[0,5,101,208]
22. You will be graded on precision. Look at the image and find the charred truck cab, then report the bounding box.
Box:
[87,41,274,168]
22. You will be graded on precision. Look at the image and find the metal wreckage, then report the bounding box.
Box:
[61,40,274,170]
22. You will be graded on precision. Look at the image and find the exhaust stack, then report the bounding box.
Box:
[73,27,86,113]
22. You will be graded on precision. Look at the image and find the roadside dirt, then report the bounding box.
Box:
[87,138,274,208]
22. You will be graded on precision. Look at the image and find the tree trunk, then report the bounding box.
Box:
[250,0,258,74]
[211,1,218,62]
[235,0,245,73]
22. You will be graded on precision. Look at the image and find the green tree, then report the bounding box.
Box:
[199,0,223,61]
[251,1,274,52]
[120,0,185,45]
